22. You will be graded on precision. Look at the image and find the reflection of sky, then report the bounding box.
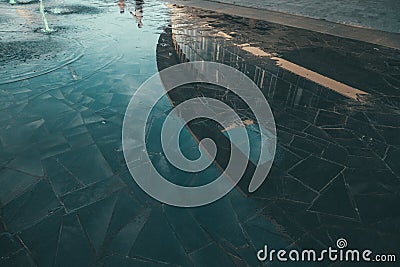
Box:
[3,0,223,187]
[0,1,311,265]
[146,95,224,187]
[223,123,275,166]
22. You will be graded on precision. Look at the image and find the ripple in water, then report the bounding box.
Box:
[44,5,101,15]
[0,37,83,85]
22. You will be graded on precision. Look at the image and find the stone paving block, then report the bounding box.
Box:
[106,207,151,256]
[19,209,64,267]
[61,175,125,212]
[54,213,95,267]
[308,174,358,220]
[163,206,211,253]
[56,144,114,186]
[77,195,118,254]
[2,179,61,233]
[189,243,235,267]
[0,169,38,207]
[129,206,191,266]
[289,156,344,191]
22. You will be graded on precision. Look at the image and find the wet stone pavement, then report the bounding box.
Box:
[0,0,400,267]
[164,4,400,261]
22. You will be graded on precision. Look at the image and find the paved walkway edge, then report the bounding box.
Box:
[168,0,400,50]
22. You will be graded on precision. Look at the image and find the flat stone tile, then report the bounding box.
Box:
[56,144,114,186]
[345,117,384,141]
[103,255,172,267]
[7,152,44,177]
[105,190,147,236]
[191,198,249,248]
[289,156,344,191]
[366,112,400,127]
[61,175,125,212]
[46,111,85,134]
[77,195,118,254]
[277,199,321,232]
[37,134,70,158]
[0,232,22,258]
[0,169,38,207]
[290,135,325,155]
[63,125,89,138]
[322,143,348,165]
[384,146,400,174]
[86,121,121,146]
[280,175,318,203]
[308,174,358,220]
[66,132,94,149]
[19,209,64,267]
[273,145,302,171]
[82,110,106,125]
[244,214,291,251]
[355,193,400,224]
[97,143,128,175]
[163,206,211,253]
[343,168,400,196]
[363,138,388,158]
[0,248,36,267]
[264,203,311,239]
[315,110,346,128]
[248,168,286,201]
[22,98,74,129]
[229,194,267,223]
[2,180,61,232]
[0,119,47,152]
[190,243,236,267]
[377,126,400,146]
[43,158,83,197]
[323,128,358,140]
[224,123,276,166]
[129,206,191,266]
[106,207,151,256]
[54,213,95,267]
[346,154,388,170]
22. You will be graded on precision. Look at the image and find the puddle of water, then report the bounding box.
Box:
[0,1,399,265]
[160,5,400,257]
[0,37,84,85]
[44,5,102,15]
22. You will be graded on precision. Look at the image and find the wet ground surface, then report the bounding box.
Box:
[164,4,400,262]
[205,0,400,33]
[0,0,400,267]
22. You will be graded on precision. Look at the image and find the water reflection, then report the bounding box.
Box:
[131,0,144,28]
[156,6,400,258]
[118,0,125,14]
[117,0,144,28]
[171,26,313,108]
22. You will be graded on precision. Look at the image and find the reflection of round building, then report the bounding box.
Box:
[156,26,277,196]
[167,23,281,104]
[164,8,332,110]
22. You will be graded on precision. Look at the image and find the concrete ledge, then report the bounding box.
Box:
[168,0,400,50]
